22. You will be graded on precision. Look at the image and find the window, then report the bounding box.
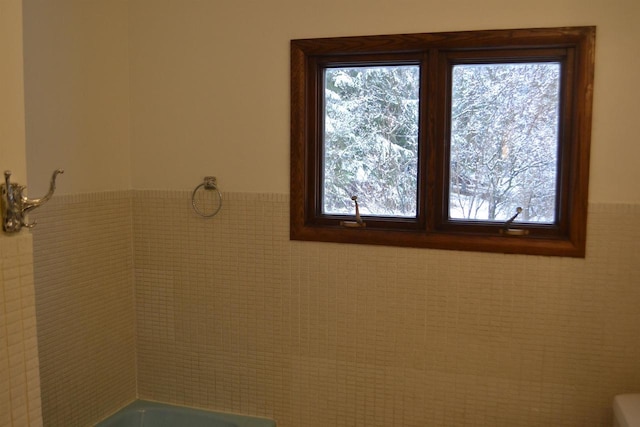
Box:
[290,27,595,257]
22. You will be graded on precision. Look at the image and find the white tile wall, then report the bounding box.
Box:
[31,190,640,426]
[0,234,43,426]
[31,192,136,426]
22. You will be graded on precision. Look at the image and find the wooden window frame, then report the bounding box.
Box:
[290,27,596,257]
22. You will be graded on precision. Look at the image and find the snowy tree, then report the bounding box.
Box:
[450,62,560,222]
[321,61,561,224]
[323,65,419,217]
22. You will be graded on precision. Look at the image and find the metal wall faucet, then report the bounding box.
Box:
[1,169,64,233]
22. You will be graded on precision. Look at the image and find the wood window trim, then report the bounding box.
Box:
[290,26,596,257]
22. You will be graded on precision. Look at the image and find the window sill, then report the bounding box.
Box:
[290,223,586,257]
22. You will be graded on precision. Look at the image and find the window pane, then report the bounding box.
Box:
[322,65,419,217]
[449,63,560,223]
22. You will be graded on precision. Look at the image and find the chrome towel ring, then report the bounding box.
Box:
[191,176,222,218]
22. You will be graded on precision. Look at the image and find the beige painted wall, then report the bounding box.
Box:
[127,0,640,202]
[22,0,640,201]
[0,0,43,425]
[1,0,27,179]
[23,0,131,196]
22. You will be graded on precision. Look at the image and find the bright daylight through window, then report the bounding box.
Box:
[291,27,595,257]
[323,65,420,218]
[449,62,560,224]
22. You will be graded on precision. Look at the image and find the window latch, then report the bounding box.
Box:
[340,196,366,228]
[500,207,529,236]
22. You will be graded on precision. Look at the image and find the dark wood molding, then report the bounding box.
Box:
[290,26,595,257]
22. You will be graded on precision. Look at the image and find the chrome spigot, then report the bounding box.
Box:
[1,169,64,233]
